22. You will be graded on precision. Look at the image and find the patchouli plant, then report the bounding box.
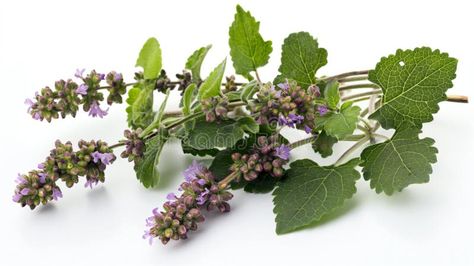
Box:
[14,5,468,245]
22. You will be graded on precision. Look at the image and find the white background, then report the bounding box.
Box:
[1,0,473,265]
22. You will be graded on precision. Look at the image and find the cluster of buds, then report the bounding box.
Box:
[201,97,229,122]
[154,70,175,93]
[13,139,116,209]
[252,80,326,133]
[175,71,193,94]
[12,170,62,209]
[120,129,145,163]
[25,69,127,121]
[223,75,238,93]
[143,161,233,245]
[231,135,290,181]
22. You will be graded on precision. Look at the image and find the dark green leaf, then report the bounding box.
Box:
[277,32,327,88]
[229,5,272,77]
[237,116,259,134]
[134,130,168,188]
[369,47,458,129]
[273,158,360,234]
[136,37,162,79]
[360,127,438,195]
[185,45,212,81]
[312,131,338,158]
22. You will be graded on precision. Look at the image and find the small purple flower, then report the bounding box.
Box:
[12,193,22,202]
[88,101,109,118]
[24,98,34,112]
[318,105,328,116]
[38,172,47,184]
[304,125,312,134]
[114,72,123,82]
[76,84,88,95]
[143,230,154,245]
[277,81,290,90]
[274,145,290,160]
[98,73,105,80]
[33,113,42,120]
[278,115,288,126]
[196,189,210,205]
[166,193,176,200]
[52,188,62,200]
[15,174,27,185]
[38,163,45,169]
[20,188,30,196]
[75,68,85,79]
[288,113,304,124]
[84,178,98,189]
[183,160,205,182]
[197,179,206,186]
[91,151,115,165]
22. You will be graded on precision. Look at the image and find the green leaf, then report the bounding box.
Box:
[136,37,162,79]
[181,143,219,157]
[273,158,360,234]
[277,32,328,88]
[369,47,458,129]
[198,59,226,100]
[229,5,272,77]
[360,127,438,195]
[126,83,154,130]
[182,84,197,116]
[324,80,340,109]
[185,45,212,81]
[134,130,168,188]
[316,104,361,140]
[312,130,338,158]
[185,117,249,150]
[237,116,259,134]
[240,80,259,103]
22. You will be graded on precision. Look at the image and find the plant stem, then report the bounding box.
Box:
[322,70,370,81]
[335,136,370,166]
[288,135,318,149]
[165,112,203,130]
[339,76,369,83]
[341,89,382,101]
[339,83,379,91]
[218,171,240,190]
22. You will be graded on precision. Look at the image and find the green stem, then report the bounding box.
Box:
[218,171,240,189]
[165,112,203,130]
[288,135,318,149]
[339,83,379,91]
[341,89,382,101]
[335,136,370,166]
[339,76,369,83]
[322,70,370,81]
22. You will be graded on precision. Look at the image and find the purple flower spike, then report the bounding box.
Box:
[274,145,290,160]
[88,101,109,118]
[304,125,312,134]
[75,68,85,79]
[33,113,42,120]
[91,151,115,165]
[317,105,329,116]
[98,73,105,80]
[197,179,206,186]
[278,115,288,126]
[52,188,63,200]
[24,98,34,112]
[20,188,30,195]
[288,113,304,124]
[196,189,209,205]
[12,193,22,202]
[38,163,45,169]
[38,172,47,184]
[84,179,98,189]
[76,84,88,95]
[183,160,205,182]
[277,81,290,90]
[166,193,176,200]
[114,72,123,82]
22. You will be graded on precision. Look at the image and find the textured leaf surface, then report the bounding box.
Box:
[135,131,168,188]
[185,45,212,81]
[229,5,272,77]
[198,59,226,99]
[312,131,338,158]
[369,47,457,129]
[182,83,197,116]
[136,37,162,79]
[316,104,361,140]
[360,127,438,195]
[277,32,327,88]
[126,84,154,129]
[273,158,360,234]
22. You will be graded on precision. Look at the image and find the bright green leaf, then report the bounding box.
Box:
[369,47,458,129]
[126,83,154,130]
[240,80,259,103]
[182,83,197,116]
[229,5,272,77]
[237,116,259,134]
[324,80,340,109]
[360,127,438,195]
[312,130,338,158]
[273,158,360,234]
[316,104,361,140]
[185,45,212,81]
[277,32,327,88]
[136,37,162,79]
[198,59,226,100]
